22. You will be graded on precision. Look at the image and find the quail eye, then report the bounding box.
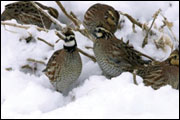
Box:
[69,37,74,41]
[111,17,115,20]
[104,15,108,19]
[173,55,177,59]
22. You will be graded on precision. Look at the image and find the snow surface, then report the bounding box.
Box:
[1,1,179,119]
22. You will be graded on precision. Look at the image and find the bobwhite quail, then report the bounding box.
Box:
[93,27,151,78]
[83,3,120,35]
[137,50,179,90]
[43,30,82,96]
[1,1,59,29]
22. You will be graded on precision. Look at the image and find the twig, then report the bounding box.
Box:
[135,49,156,61]
[55,1,80,28]
[55,39,61,43]
[37,7,46,29]
[132,23,136,33]
[119,11,148,31]
[27,58,46,65]
[1,21,47,32]
[5,67,13,71]
[37,37,54,48]
[142,9,161,48]
[21,64,33,70]
[55,31,65,40]
[30,1,65,31]
[160,12,178,42]
[70,11,78,19]
[85,46,93,50]
[133,69,138,85]
[77,48,96,62]
[55,1,92,41]
[2,22,66,46]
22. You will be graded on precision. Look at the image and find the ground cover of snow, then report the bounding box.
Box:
[1,1,179,119]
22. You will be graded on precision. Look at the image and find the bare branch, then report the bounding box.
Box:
[55,1,93,41]
[27,58,46,65]
[21,64,33,70]
[55,31,65,40]
[77,48,96,62]
[5,67,13,71]
[142,9,161,47]
[70,11,78,19]
[30,1,65,31]
[1,21,47,32]
[37,37,54,48]
[55,1,80,28]
[133,69,138,85]
[85,46,93,50]
[131,47,156,61]
[119,11,148,30]
[160,12,178,42]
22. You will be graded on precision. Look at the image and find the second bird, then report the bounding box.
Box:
[43,30,82,96]
[1,1,59,29]
[83,3,120,35]
[93,27,151,79]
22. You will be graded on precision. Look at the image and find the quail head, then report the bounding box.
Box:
[1,1,59,29]
[137,50,179,90]
[83,3,120,35]
[43,30,82,96]
[93,27,151,79]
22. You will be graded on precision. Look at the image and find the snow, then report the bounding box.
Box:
[1,1,179,119]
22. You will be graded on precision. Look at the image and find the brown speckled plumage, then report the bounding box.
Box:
[43,30,82,96]
[1,1,59,29]
[93,27,150,78]
[137,50,179,90]
[83,3,120,35]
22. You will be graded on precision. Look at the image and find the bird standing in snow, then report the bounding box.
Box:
[137,50,179,90]
[43,29,82,96]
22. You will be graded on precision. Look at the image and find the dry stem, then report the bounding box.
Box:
[160,12,178,42]
[119,11,148,31]
[85,46,93,50]
[133,69,138,85]
[142,9,161,48]
[55,1,80,28]
[21,64,33,70]
[77,48,96,62]
[37,37,54,48]
[55,31,65,40]
[55,1,92,41]
[27,58,46,65]
[30,1,65,31]
[5,67,13,71]
[1,21,47,31]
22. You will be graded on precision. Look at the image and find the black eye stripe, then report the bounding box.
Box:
[69,37,74,40]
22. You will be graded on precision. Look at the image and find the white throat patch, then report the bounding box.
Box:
[96,32,103,37]
[64,40,75,47]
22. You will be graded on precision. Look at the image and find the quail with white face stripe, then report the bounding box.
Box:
[64,35,76,47]
[93,27,151,78]
[43,30,82,96]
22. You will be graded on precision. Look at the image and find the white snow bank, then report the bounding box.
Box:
[1,1,179,119]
